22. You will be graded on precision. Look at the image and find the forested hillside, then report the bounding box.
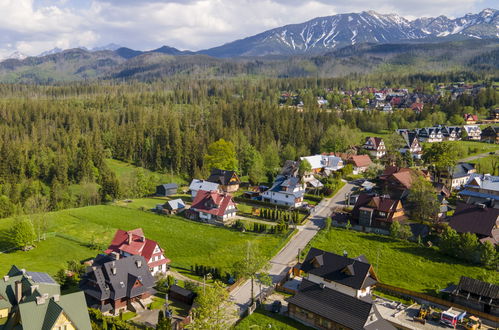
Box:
[0,76,496,218]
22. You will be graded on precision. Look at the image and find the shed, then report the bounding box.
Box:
[164,199,186,214]
[156,184,178,196]
[169,285,196,305]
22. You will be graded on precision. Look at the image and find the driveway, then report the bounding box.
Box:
[229,181,357,316]
[459,151,497,162]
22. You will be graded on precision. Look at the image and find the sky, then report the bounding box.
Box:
[0,0,496,58]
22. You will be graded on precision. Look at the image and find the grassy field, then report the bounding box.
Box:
[0,205,286,277]
[106,158,187,186]
[235,308,313,330]
[307,228,498,294]
[469,155,499,175]
[422,140,498,159]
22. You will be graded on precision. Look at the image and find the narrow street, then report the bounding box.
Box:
[229,181,357,316]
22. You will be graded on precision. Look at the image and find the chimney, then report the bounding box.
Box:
[36,296,45,305]
[111,267,117,275]
[3,276,9,282]
[53,294,60,302]
[136,260,142,268]
[128,233,132,245]
[15,281,22,304]
[111,251,120,260]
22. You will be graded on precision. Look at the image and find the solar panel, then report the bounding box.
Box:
[26,271,56,284]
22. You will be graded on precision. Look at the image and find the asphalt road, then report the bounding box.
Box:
[229,181,357,315]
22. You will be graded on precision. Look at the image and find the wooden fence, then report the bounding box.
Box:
[377,282,499,324]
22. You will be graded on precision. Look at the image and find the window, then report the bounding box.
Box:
[379,212,386,217]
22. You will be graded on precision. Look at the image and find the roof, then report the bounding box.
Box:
[352,193,403,222]
[350,155,372,168]
[449,203,499,239]
[191,190,236,217]
[206,169,240,186]
[300,248,376,290]
[0,266,91,330]
[454,276,499,302]
[465,174,499,192]
[288,279,392,330]
[189,179,219,192]
[450,163,475,179]
[158,183,178,190]
[169,284,196,299]
[104,228,169,262]
[165,198,185,210]
[80,254,155,301]
[364,137,384,149]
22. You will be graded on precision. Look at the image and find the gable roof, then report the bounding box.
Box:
[191,190,236,217]
[189,179,219,192]
[80,254,155,302]
[449,203,499,240]
[206,169,240,186]
[364,137,384,149]
[158,183,178,190]
[300,248,377,290]
[165,198,185,210]
[350,155,372,168]
[352,193,403,222]
[288,279,393,330]
[450,163,475,179]
[105,228,167,262]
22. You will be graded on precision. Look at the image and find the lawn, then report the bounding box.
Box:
[0,205,286,277]
[307,228,498,294]
[113,197,169,210]
[236,308,313,330]
[469,155,499,175]
[106,158,187,186]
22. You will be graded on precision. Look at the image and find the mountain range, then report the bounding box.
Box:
[2,8,497,62]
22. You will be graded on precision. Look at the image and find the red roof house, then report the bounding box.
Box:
[463,113,478,124]
[349,155,372,174]
[411,103,424,112]
[189,190,237,224]
[105,228,170,276]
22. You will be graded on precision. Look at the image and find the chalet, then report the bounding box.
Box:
[349,155,372,174]
[410,102,424,112]
[104,228,171,276]
[463,125,482,141]
[300,155,344,174]
[155,183,178,197]
[352,193,406,228]
[188,190,237,224]
[463,113,478,125]
[362,137,386,159]
[261,175,305,208]
[188,179,219,198]
[379,166,428,199]
[481,126,499,144]
[450,277,498,316]
[441,126,462,141]
[449,203,499,245]
[206,168,241,193]
[399,131,422,159]
[437,162,476,190]
[288,248,395,330]
[0,266,91,330]
[416,127,443,142]
[80,254,155,314]
[459,174,499,205]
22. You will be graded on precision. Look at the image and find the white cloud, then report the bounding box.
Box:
[0,0,495,58]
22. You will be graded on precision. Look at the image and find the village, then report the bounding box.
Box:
[0,117,497,330]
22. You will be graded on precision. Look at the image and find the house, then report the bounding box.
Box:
[362,137,386,159]
[300,155,344,174]
[188,179,220,198]
[459,174,499,205]
[104,228,171,276]
[352,193,406,228]
[80,254,155,314]
[262,175,306,208]
[155,183,178,197]
[349,155,372,175]
[449,276,498,316]
[491,108,499,120]
[463,125,482,140]
[206,168,241,193]
[437,162,476,190]
[481,126,499,144]
[416,127,443,142]
[411,102,424,112]
[0,266,91,330]
[463,113,478,125]
[161,198,186,214]
[399,131,423,159]
[441,126,462,141]
[449,203,499,245]
[188,190,237,224]
[382,103,393,112]
[169,285,197,305]
[288,248,395,330]
[379,166,428,199]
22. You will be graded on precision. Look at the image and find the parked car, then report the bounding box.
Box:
[271,300,282,313]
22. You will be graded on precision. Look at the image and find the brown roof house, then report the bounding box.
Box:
[379,166,429,199]
[362,137,386,159]
[449,203,499,245]
[288,248,395,330]
[352,193,406,229]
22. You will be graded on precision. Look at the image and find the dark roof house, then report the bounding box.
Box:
[207,169,240,192]
[352,193,406,228]
[449,203,499,245]
[79,254,155,314]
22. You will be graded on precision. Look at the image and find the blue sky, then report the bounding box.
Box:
[0,0,496,58]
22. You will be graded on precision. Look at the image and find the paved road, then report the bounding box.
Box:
[229,181,356,315]
[459,151,497,162]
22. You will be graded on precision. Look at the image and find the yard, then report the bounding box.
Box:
[306,228,498,294]
[0,205,287,277]
[235,308,313,330]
